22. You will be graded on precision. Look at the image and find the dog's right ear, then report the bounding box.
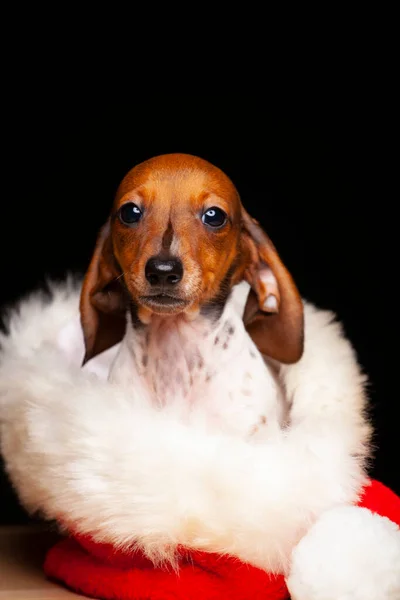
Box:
[240,208,304,364]
[80,221,127,365]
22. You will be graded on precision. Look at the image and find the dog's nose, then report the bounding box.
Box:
[145,257,183,286]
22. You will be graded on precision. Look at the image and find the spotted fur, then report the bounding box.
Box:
[109,283,287,439]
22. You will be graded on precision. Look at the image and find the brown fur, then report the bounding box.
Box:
[80,153,304,364]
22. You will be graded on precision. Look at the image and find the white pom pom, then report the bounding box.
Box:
[287,506,400,600]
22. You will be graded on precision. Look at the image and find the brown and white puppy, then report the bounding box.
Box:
[80,153,304,439]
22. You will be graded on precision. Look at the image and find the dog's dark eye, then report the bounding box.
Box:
[201,207,227,228]
[118,202,142,225]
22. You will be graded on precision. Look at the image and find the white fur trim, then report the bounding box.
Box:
[0,282,372,573]
[287,506,400,600]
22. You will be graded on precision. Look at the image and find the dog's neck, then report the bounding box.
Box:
[107,282,287,438]
[123,289,245,403]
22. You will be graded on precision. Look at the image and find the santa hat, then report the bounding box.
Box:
[43,479,400,600]
[1,283,399,599]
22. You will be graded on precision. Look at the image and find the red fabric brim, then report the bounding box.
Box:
[44,538,289,599]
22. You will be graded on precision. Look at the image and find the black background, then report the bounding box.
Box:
[0,107,398,523]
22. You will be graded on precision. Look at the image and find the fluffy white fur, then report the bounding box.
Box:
[287,506,400,599]
[0,281,372,574]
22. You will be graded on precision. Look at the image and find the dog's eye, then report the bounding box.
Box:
[118,202,142,225]
[201,207,227,228]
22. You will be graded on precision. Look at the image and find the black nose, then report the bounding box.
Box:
[145,257,183,286]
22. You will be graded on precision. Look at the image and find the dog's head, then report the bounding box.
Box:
[80,153,303,364]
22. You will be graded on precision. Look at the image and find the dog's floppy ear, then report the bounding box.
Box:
[80,221,127,365]
[241,208,304,364]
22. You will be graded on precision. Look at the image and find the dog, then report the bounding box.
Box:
[80,153,304,440]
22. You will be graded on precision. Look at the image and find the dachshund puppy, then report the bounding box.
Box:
[80,154,304,439]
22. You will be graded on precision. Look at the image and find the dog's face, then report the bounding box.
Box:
[80,153,304,365]
[111,154,244,319]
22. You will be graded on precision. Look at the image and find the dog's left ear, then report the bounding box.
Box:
[80,221,127,365]
[240,208,304,364]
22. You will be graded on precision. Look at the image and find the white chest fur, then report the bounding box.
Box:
[108,284,287,440]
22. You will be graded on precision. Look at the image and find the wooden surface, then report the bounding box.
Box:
[0,526,84,599]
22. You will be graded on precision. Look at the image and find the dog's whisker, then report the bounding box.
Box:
[113,272,127,282]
